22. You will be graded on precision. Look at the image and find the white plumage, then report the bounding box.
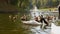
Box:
[51,23,60,34]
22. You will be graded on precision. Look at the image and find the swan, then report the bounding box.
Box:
[51,23,60,34]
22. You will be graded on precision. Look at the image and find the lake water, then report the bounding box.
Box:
[0,13,51,34]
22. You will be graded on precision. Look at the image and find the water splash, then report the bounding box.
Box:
[30,6,41,19]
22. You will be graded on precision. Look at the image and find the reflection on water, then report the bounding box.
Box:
[0,13,51,34]
[23,24,51,34]
[0,13,34,34]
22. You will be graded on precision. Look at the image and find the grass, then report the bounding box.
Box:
[55,20,60,26]
[57,21,60,26]
[40,8,58,11]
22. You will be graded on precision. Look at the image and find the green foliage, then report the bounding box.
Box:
[32,0,60,8]
[10,0,18,5]
[10,0,30,9]
[55,21,60,26]
[19,0,30,9]
[10,0,60,9]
